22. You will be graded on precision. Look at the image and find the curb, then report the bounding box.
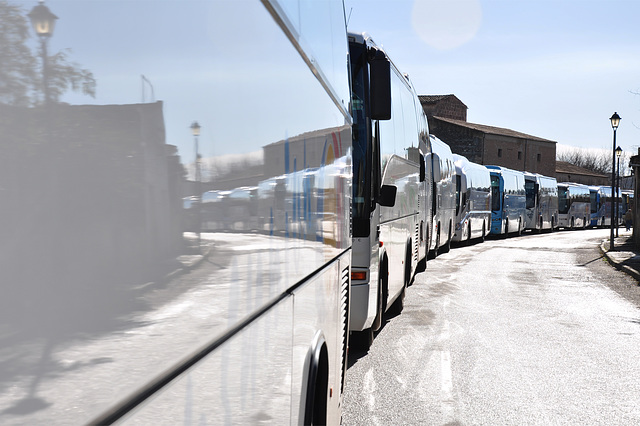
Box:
[162,244,215,284]
[599,240,640,284]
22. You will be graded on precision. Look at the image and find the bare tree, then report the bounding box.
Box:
[557,148,611,174]
[557,147,632,177]
[0,1,95,106]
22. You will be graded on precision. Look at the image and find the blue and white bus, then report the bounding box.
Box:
[590,185,613,227]
[452,154,491,243]
[524,173,559,232]
[2,1,353,424]
[488,166,527,236]
[558,182,591,230]
[428,135,457,256]
[348,32,428,349]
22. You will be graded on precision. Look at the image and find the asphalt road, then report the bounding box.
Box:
[343,228,640,425]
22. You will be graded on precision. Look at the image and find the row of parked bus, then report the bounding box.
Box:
[166,6,632,423]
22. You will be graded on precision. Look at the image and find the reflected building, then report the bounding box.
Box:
[0,101,185,298]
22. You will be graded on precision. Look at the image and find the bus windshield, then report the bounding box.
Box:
[350,41,372,236]
[491,175,501,212]
[525,179,536,209]
[558,186,570,214]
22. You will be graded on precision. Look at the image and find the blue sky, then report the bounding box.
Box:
[345,0,640,156]
[23,0,640,163]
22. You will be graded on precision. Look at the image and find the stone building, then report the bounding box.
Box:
[419,94,467,122]
[0,101,185,291]
[420,94,556,177]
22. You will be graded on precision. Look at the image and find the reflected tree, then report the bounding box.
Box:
[0,0,95,106]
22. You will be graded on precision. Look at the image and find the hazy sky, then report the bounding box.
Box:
[27,0,640,162]
[345,0,640,156]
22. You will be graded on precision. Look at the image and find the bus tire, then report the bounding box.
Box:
[372,269,384,331]
[303,341,329,425]
[570,217,575,230]
[517,218,522,236]
[481,222,486,243]
[389,287,404,316]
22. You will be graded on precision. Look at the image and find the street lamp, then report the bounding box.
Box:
[616,146,623,237]
[609,112,621,250]
[28,1,58,106]
[190,121,202,247]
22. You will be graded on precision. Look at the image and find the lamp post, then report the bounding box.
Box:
[616,146,622,237]
[191,121,202,248]
[28,1,58,106]
[609,112,621,250]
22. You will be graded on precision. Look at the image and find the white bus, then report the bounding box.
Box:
[348,32,428,349]
[452,154,491,243]
[428,135,457,256]
[488,166,527,236]
[2,1,353,424]
[558,182,591,229]
[524,173,559,232]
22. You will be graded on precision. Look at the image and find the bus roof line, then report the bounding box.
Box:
[262,0,352,125]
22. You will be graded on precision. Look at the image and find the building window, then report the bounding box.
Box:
[518,151,522,160]
[537,153,541,162]
[498,148,502,158]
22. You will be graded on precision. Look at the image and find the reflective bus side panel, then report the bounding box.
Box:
[428,135,456,255]
[524,173,559,232]
[0,1,352,424]
[452,154,491,243]
[558,183,591,229]
[348,32,427,349]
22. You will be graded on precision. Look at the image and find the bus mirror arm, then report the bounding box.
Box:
[378,184,397,207]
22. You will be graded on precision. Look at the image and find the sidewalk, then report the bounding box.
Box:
[600,230,640,284]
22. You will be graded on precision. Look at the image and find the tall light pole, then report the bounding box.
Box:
[191,121,202,248]
[616,146,622,237]
[28,1,58,106]
[609,112,621,250]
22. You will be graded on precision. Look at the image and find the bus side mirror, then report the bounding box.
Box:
[378,184,397,207]
[369,48,391,120]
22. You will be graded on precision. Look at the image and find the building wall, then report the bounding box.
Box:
[427,118,484,163]
[555,172,609,186]
[420,96,467,121]
[483,136,556,176]
[430,118,556,177]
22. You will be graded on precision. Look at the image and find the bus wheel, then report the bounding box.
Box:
[570,217,575,230]
[372,271,384,331]
[517,218,522,236]
[481,222,486,243]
